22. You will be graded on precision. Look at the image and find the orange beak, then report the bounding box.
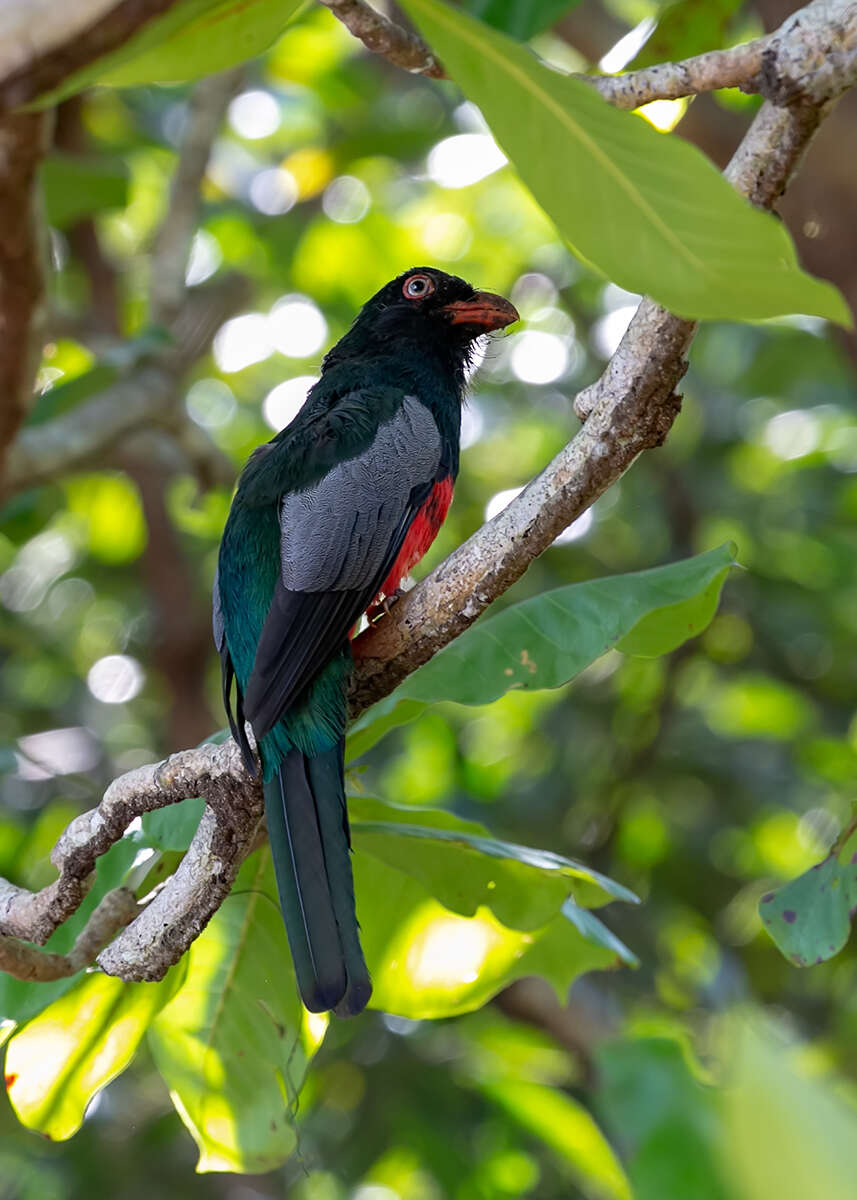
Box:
[440,291,519,332]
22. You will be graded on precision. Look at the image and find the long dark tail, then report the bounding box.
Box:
[264,738,371,1016]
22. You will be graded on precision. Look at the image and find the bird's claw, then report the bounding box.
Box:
[367,587,406,624]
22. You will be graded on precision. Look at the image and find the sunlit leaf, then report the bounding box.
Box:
[148,848,326,1174]
[759,825,857,967]
[483,1079,632,1200]
[391,545,735,707]
[5,967,181,1141]
[354,825,632,1020]
[400,0,851,324]
[362,884,621,1019]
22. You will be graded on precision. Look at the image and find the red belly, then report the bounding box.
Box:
[379,476,454,599]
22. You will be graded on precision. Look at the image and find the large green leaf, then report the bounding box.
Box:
[351,794,638,919]
[759,824,857,967]
[351,799,635,1018]
[5,967,181,1141]
[348,546,733,761]
[483,1080,632,1200]
[34,0,305,103]
[148,848,326,1174]
[394,545,735,706]
[400,0,850,324]
[459,0,581,39]
[41,156,129,229]
[358,852,626,1018]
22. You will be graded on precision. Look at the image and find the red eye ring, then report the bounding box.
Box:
[403,273,435,300]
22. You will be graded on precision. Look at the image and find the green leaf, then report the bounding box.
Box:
[596,1037,732,1200]
[33,0,306,104]
[392,545,735,707]
[759,825,857,966]
[346,697,426,762]
[483,1080,632,1200]
[352,803,635,1018]
[615,557,734,657]
[629,0,743,70]
[399,0,851,325]
[351,794,638,918]
[358,863,623,1019]
[142,797,205,852]
[148,848,326,1174]
[459,0,581,39]
[5,967,181,1141]
[41,156,129,229]
[100,0,307,86]
[722,1016,857,1200]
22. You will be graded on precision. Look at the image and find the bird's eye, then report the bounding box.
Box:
[403,273,435,300]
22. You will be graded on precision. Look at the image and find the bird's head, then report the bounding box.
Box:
[322,267,519,376]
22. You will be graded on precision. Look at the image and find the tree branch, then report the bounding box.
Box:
[150,66,244,323]
[585,39,769,108]
[0,888,138,982]
[1,273,249,499]
[0,739,262,982]
[0,111,50,480]
[318,0,445,77]
[319,0,857,110]
[1,0,855,986]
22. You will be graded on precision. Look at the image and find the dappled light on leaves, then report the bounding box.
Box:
[381,903,522,1005]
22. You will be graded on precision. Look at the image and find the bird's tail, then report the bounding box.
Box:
[263,738,372,1016]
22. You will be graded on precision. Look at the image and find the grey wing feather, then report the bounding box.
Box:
[278,395,442,592]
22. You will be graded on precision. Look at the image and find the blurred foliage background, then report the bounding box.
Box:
[2,0,857,1196]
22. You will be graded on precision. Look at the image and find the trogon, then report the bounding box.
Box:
[214,267,518,1016]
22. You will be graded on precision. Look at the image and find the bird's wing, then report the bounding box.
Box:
[244,394,444,737]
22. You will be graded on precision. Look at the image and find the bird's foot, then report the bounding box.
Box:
[367,588,406,624]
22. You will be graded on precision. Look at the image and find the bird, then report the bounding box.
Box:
[213,267,519,1016]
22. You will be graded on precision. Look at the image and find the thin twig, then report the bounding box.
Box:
[150,66,245,323]
[2,275,249,499]
[318,0,445,77]
[584,38,768,108]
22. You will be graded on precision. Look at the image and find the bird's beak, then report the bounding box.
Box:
[440,291,519,332]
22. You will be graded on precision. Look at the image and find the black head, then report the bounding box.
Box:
[322,267,519,375]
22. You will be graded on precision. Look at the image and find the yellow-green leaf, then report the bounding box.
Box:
[5,969,180,1141]
[148,849,327,1174]
[400,0,851,325]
